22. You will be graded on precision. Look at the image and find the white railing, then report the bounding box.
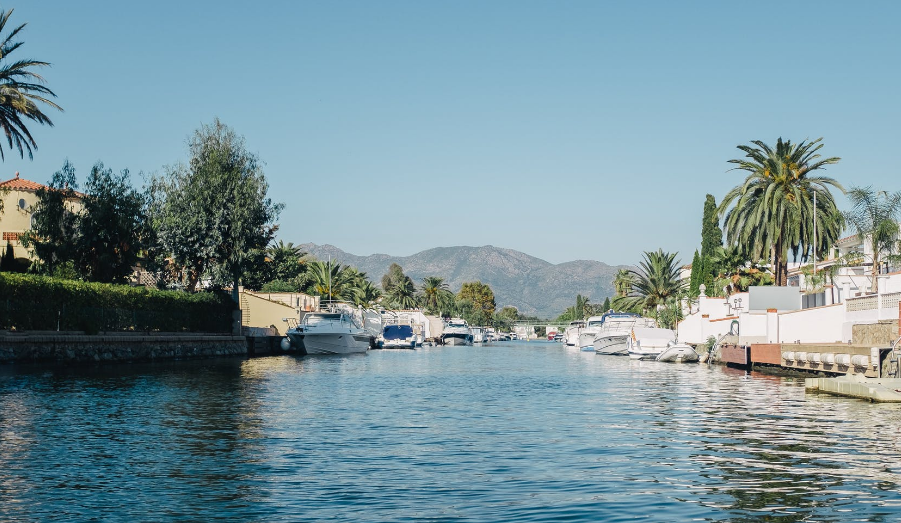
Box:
[883,292,901,310]
[846,295,878,312]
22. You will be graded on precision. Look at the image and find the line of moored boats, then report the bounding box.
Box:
[283,304,516,355]
[551,311,700,363]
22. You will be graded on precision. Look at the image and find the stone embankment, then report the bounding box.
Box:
[0,332,247,365]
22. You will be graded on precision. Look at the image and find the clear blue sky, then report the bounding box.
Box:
[6,1,899,265]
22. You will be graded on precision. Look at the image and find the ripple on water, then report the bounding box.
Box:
[2,344,901,522]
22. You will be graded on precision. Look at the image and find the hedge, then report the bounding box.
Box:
[0,273,236,333]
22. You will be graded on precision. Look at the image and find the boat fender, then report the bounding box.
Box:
[280,337,292,351]
[850,354,869,367]
[835,354,852,366]
[782,351,795,362]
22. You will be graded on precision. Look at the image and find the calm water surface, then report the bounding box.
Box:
[3,341,901,522]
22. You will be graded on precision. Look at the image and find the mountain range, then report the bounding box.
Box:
[299,244,630,319]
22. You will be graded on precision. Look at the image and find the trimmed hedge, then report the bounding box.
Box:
[0,273,236,333]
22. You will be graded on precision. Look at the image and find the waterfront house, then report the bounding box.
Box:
[0,172,84,261]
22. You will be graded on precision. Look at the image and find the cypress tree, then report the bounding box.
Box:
[689,249,701,295]
[602,296,611,312]
[700,194,723,288]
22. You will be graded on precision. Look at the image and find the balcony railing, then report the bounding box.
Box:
[845,292,901,312]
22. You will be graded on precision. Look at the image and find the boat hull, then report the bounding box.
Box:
[442,334,473,346]
[302,333,371,355]
[594,335,629,355]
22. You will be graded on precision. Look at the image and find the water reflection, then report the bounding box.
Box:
[2,344,901,521]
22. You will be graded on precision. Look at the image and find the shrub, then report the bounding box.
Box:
[0,273,235,333]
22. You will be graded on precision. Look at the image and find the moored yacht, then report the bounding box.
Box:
[594,313,655,355]
[441,318,474,346]
[286,306,372,355]
[578,316,607,351]
[563,320,586,347]
[377,324,417,349]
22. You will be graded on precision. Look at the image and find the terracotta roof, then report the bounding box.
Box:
[0,175,45,192]
[0,172,84,198]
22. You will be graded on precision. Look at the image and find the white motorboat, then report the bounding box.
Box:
[377,324,417,349]
[441,318,473,346]
[286,308,372,355]
[593,313,655,355]
[627,327,676,360]
[563,320,586,347]
[656,342,699,363]
[472,326,486,344]
[578,316,607,351]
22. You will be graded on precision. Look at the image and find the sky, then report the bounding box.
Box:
[5,1,900,266]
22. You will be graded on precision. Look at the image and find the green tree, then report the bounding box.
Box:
[20,161,79,275]
[381,263,417,309]
[613,249,685,315]
[151,119,282,295]
[308,260,365,302]
[0,9,62,162]
[73,162,146,283]
[843,186,901,293]
[720,137,844,286]
[601,296,611,312]
[458,281,496,325]
[421,276,451,312]
[700,194,722,288]
[613,269,634,297]
[353,280,382,308]
[689,249,702,295]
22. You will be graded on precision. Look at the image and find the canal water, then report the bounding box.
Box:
[3,341,901,522]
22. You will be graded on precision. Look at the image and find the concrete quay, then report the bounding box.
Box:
[806,375,901,403]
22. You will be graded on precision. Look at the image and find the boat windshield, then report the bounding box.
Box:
[383,325,414,340]
[303,313,343,325]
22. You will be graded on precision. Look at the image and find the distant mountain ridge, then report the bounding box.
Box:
[300,244,630,318]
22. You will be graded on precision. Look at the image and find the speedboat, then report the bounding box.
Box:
[286,308,372,355]
[656,342,699,363]
[594,313,654,355]
[441,318,473,346]
[378,324,417,349]
[627,327,676,360]
[563,320,586,347]
[578,316,606,351]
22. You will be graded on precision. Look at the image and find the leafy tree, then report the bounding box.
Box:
[613,249,685,315]
[20,161,79,274]
[458,281,496,324]
[574,294,590,320]
[710,245,773,296]
[151,119,282,295]
[601,296,611,312]
[353,280,382,308]
[720,137,844,286]
[0,9,62,161]
[73,162,146,283]
[0,241,14,271]
[242,240,308,291]
[843,186,901,293]
[381,263,417,309]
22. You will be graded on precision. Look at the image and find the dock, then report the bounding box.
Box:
[806,375,901,402]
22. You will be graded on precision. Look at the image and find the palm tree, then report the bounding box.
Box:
[843,186,901,293]
[719,137,844,286]
[421,276,451,311]
[308,260,363,302]
[0,9,62,161]
[353,280,382,308]
[614,249,685,315]
[574,294,590,320]
[613,269,634,298]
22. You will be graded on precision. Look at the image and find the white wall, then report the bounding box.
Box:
[778,304,847,344]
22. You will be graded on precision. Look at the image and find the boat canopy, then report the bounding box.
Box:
[303,313,343,324]
[383,324,414,340]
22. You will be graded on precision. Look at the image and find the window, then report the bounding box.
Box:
[18,198,26,210]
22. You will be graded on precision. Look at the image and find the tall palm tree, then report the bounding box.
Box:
[0,9,62,160]
[353,280,382,308]
[719,137,844,286]
[613,269,635,298]
[421,276,451,311]
[308,260,363,302]
[843,186,901,293]
[614,249,685,314]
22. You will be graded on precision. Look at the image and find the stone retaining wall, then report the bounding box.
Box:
[0,333,247,365]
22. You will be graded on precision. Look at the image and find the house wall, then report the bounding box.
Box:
[777,304,847,344]
[240,292,298,335]
[0,189,38,258]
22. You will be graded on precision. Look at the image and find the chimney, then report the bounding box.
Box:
[14,171,19,179]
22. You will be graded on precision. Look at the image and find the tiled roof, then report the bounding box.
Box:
[0,175,44,191]
[0,173,84,198]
